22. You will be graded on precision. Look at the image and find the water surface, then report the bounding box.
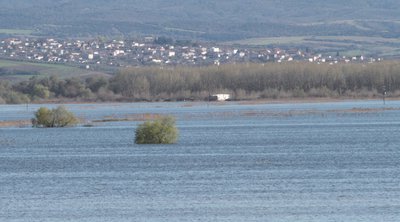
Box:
[1,100,400,221]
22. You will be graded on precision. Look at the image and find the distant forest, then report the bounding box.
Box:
[1,62,400,104]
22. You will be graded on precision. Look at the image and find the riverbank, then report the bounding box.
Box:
[1,98,397,128]
[0,120,31,128]
[2,95,394,105]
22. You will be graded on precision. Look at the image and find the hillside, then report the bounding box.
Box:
[1,0,400,41]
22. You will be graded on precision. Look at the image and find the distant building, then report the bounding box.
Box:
[210,94,231,101]
[212,47,220,53]
[168,51,176,57]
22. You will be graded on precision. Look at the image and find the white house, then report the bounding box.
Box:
[212,47,220,53]
[211,94,231,101]
[168,51,176,57]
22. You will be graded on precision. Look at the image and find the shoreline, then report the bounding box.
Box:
[0,97,397,128]
[1,96,395,105]
[0,120,31,128]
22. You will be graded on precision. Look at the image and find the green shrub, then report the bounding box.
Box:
[135,116,178,144]
[6,92,30,104]
[32,106,79,127]
[33,84,50,99]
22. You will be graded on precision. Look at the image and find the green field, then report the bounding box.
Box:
[0,29,33,35]
[0,59,110,82]
[226,36,311,45]
[228,36,400,46]
[164,27,206,34]
[226,36,400,57]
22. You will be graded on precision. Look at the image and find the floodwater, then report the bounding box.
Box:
[1,100,400,221]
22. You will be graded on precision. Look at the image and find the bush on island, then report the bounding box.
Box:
[135,116,178,144]
[32,106,79,127]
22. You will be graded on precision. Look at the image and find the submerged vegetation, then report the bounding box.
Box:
[135,116,178,144]
[32,106,79,128]
[2,62,400,103]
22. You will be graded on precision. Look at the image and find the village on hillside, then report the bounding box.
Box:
[0,37,381,70]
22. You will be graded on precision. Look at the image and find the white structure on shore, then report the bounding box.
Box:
[212,94,231,101]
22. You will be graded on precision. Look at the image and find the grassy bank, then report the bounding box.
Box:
[0,59,110,82]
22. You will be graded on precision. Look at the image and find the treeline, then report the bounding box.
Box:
[1,62,400,104]
[110,62,400,100]
[0,75,116,104]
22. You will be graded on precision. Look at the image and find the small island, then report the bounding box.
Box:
[32,106,79,128]
[135,116,178,144]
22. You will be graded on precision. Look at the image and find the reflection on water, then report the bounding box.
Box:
[1,100,400,221]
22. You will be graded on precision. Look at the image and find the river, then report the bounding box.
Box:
[1,100,400,221]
